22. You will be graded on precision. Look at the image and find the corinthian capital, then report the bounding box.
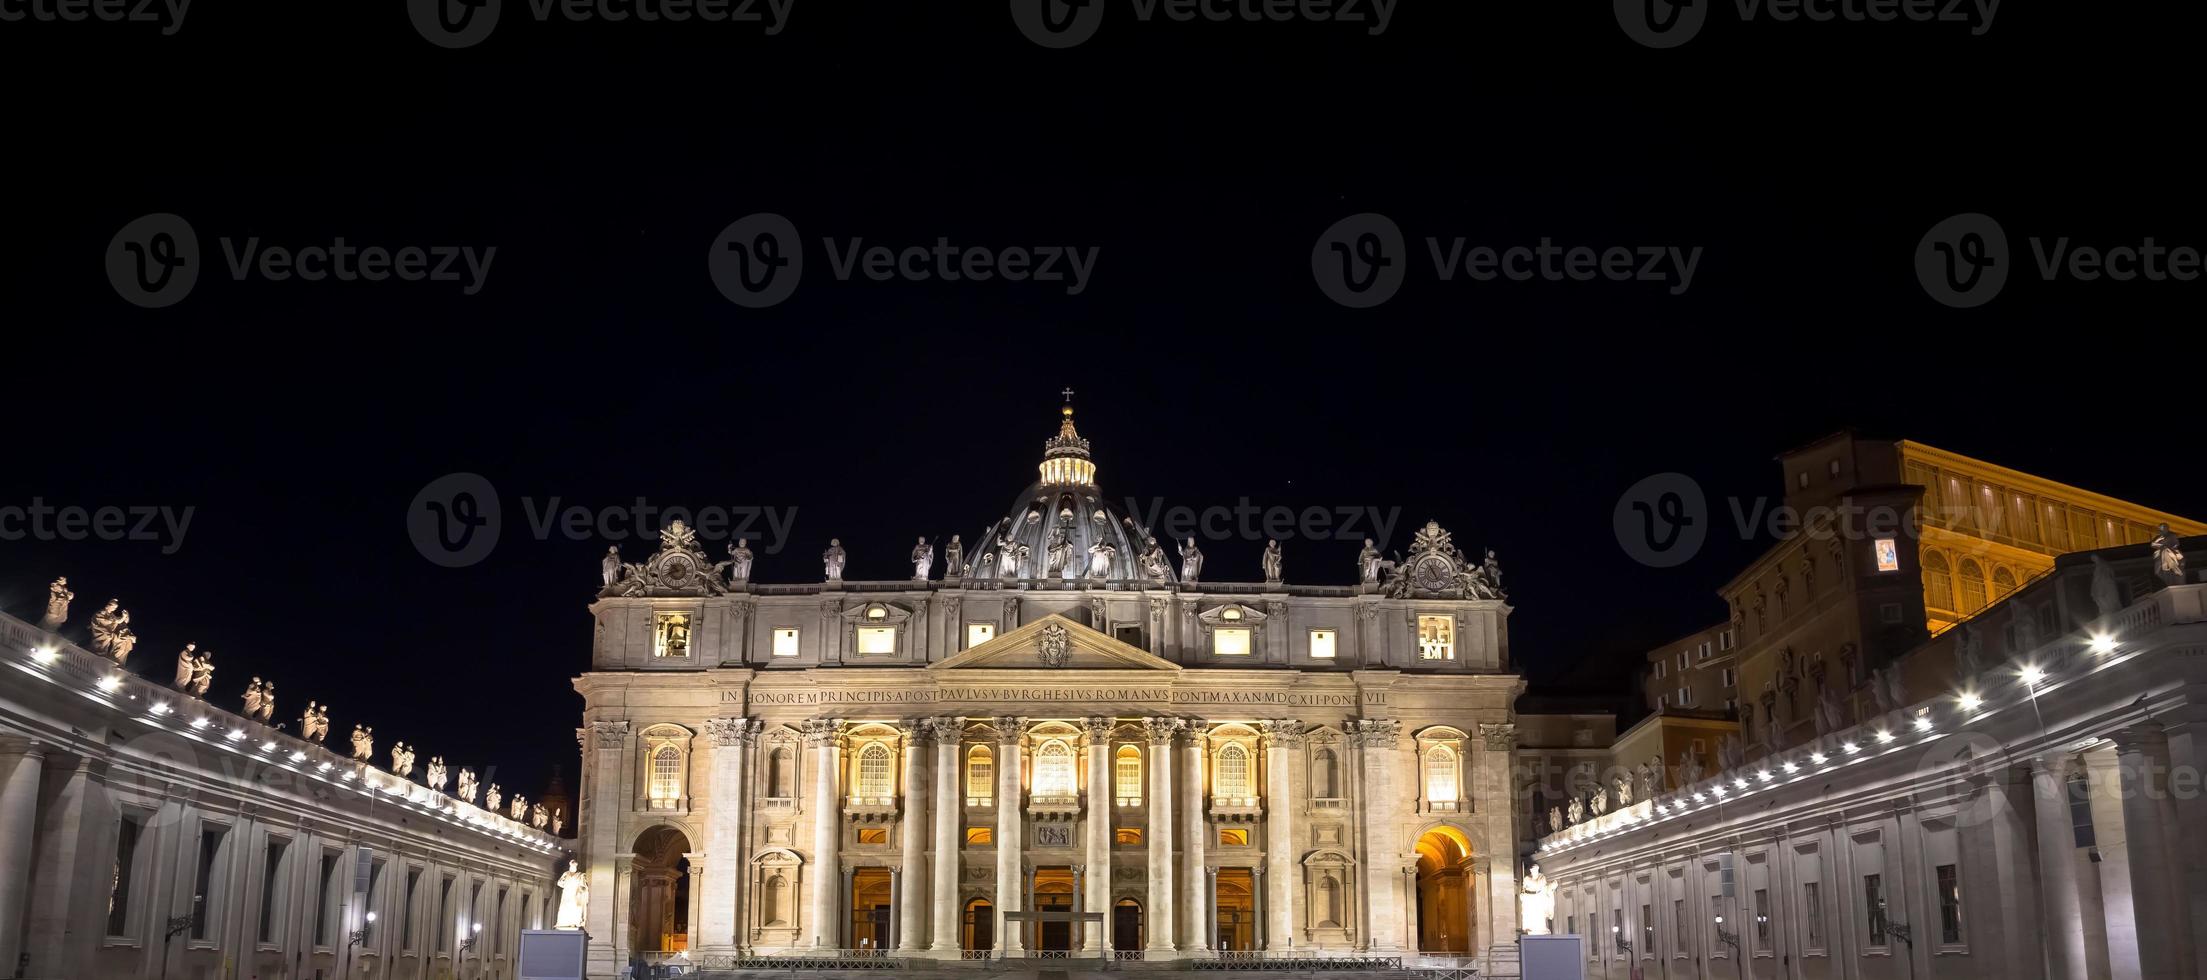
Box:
[924,716,966,742]
[1082,716,1116,744]
[1143,716,1184,744]
[1479,722,1518,751]
[1355,718,1401,748]
[1260,719,1307,746]
[800,718,843,747]
[705,717,754,748]
[991,716,1027,744]
[590,721,631,750]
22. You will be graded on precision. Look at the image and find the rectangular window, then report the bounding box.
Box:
[1677,652,1689,671]
[965,828,993,846]
[1612,910,1624,956]
[966,623,996,648]
[1218,829,1249,847]
[108,815,142,937]
[1213,627,1252,657]
[856,627,897,655]
[2066,774,2096,848]
[191,825,227,940]
[1753,888,1771,951]
[258,838,289,944]
[401,868,420,950]
[966,750,993,806]
[1676,687,1692,707]
[1114,747,1142,806]
[1418,615,1455,660]
[1114,828,1142,846]
[316,853,340,947]
[1721,668,1737,688]
[437,877,454,948]
[856,828,889,845]
[1673,898,1688,953]
[1875,537,1900,572]
[1719,629,1734,651]
[1308,628,1337,659]
[1936,864,1962,945]
[1864,874,1888,948]
[1698,642,1712,660]
[1641,904,1654,954]
[1803,882,1824,948]
[653,612,691,658]
[771,628,800,658]
[1567,915,1576,939]
[365,860,385,943]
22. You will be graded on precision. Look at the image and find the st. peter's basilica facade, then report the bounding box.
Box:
[572,406,1525,974]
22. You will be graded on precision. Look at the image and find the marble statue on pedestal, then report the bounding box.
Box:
[1483,549,1505,595]
[1138,537,1170,583]
[727,538,754,584]
[1676,750,1703,787]
[1045,521,1074,577]
[555,860,589,930]
[2153,523,2187,585]
[255,682,275,723]
[1520,865,1556,936]
[1087,540,1116,581]
[172,643,198,689]
[509,794,528,821]
[457,768,479,804]
[1814,682,1846,736]
[551,807,564,835]
[601,546,623,587]
[1718,734,1744,773]
[485,784,502,813]
[1261,539,1284,583]
[1613,773,1633,807]
[37,577,73,631]
[108,616,138,665]
[88,600,128,658]
[243,678,265,719]
[1636,759,1659,800]
[1589,787,1609,817]
[350,725,374,762]
[911,537,933,580]
[822,539,847,581]
[1548,806,1563,834]
[1566,797,1584,826]
[189,653,214,696]
[531,803,549,830]
[391,742,416,779]
[1178,538,1204,583]
[2091,556,2121,617]
[1954,624,1986,680]
[427,756,448,792]
[303,703,330,743]
[1358,539,1387,585]
[943,535,963,578]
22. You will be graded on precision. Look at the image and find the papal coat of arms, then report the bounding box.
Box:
[1037,622,1072,668]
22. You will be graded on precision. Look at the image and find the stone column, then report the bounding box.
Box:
[22,754,93,980]
[700,719,753,954]
[2112,727,2198,980]
[583,721,632,976]
[1261,721,1303,951]
[1205,868,1220,950]
[686,858,707,950]
[994,717,1026,956]
[0,740,44,976]
[1357,719,1404,951]
[1082,717,1114,953]
[804,719,844,950]
[928,718,963,953]
[1145,717,1180,953]
[2034,755,2091,980]
[1181,721,1209,952]
[897,722,930,952]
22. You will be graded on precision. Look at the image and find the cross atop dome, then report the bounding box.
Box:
[1040,392,1094,486]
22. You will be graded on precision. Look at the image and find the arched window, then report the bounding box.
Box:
[1992,566,2018,603]
[1215,744,1252,800]
[1957,559,1988,614]
[1312,748,1340,798]
[966,746,993,805]
[1114,745,1142,805]
[767,747,794,799]
[1923,551,1954,613]
[1034,740,1076,800]
[648,745,683,809]
[1423,745,1458,803]
[856,743,894,800]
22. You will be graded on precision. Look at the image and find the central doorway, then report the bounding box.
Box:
[1033,867,1075,952]
[848,868,892,952]
[962,898,994,954]
[1215,869,1257,951]
[1113,898,1142,952]
[1414,827,1477,954]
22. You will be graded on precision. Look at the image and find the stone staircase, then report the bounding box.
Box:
[1480,944,1520,979]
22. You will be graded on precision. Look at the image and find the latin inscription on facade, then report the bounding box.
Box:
[738,687,1358,707]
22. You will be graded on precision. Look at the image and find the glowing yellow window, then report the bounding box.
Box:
[966,746,993,806]
[1214,628,1252,657]
[856,828,889,845]
[1218,829,1249,847]
[967,623,996,648]
[771,628,801,658]
[965,828,993,846]
[857,627,897,655]
[1418,615,1455,660]
[1114,745,1142,806]
[1114,828,1142,846]
[654,613,690,658]
[1309,629,1337,659]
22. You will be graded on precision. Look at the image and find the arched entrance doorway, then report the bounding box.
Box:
[962,898,994,954]
[629,826,693,953]
[849,869,893,952]
[1214,870,1257,951]
[1414,827,1476,954]
[1033,867,1076,952]
[1112,898,1142,953]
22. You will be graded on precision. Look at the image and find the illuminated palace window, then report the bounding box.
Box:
[1213,628,1252,657]
[772,628,801,657]
[1418,615,1455,660]
[966,828,993,846]
[1309,629,1337,659]
[856,743,894,799]
[967,623,996,648]
[648,745,683,809]
[1114,745,1142,806]
[966,746,993,806]
[1114,828,1142,845]
[1215,743,1253,802]
[654,613,690,658]
[1218,829,1249,847]
[1423,745,1459,802]
[1034,740,1076,800]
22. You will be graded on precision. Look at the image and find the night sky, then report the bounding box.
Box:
[4,0,2203,800]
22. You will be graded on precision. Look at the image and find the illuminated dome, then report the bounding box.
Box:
[964,403,1171,587]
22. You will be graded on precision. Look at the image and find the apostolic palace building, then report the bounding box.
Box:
[573,405,1527,973]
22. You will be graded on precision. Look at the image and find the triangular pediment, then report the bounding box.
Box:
[930,613,1180,671]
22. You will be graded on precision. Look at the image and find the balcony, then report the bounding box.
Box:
[1209,795,1263,822]
[844,796,898,823]
[1027,794,1082,822]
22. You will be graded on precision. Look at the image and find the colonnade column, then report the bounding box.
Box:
[0,740,45,975]
[1261,720,1302,951]
[1083,718,1114,953]
[804,719,844,950]
[1144,717,1179,953]
[897,722,930,952]
[1180,720,1209,952]
[2112,727,2199,980]
[993,717,1026,956]
[1357,719,1404,951]
[2034,755,2091,980]
[583,721,631,975]
[700,719,753,954]
[928,718,964,953]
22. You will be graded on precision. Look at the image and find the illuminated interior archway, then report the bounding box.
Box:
[1414,826,1476,954]
[629,826,693,953]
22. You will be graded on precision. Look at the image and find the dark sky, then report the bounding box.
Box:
[4,0,2203,800]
